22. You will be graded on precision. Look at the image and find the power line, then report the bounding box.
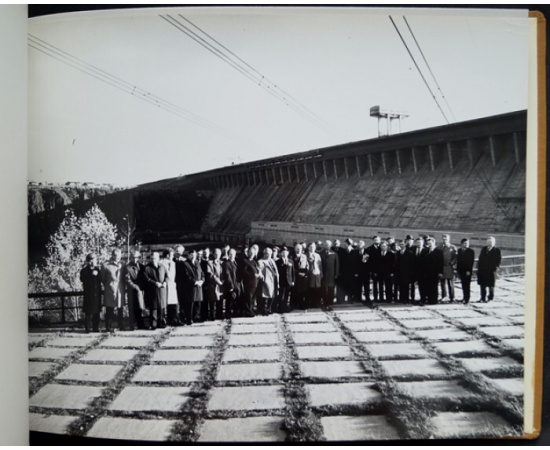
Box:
[178,14,332,131]
[402,16,457,123]
[389,16,450,125]
[28,34,254,146]
[161,14,335,134]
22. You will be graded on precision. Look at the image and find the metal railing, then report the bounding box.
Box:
[28,291,84,324]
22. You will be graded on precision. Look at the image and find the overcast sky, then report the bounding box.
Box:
[28,7,530,186]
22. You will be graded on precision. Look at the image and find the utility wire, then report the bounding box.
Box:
[178,14,332,131]
[389,16,450,125]
[28,34,254,145]
[402,16,457,123]
[161,14,334,133]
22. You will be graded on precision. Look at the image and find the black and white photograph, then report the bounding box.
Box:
[26,6,542,443]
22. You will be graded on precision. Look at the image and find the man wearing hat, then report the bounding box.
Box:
[121,250,146,330]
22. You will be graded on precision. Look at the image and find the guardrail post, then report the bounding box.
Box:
[61,296,65,323]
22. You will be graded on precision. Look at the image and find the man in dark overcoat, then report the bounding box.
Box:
[320,240,339,308]
[121,250,146,330]
[425,237,444,305]
[396,239,414,303]
[80,253,102,333]
[477,236,501,302]
[457,238,475,304]
[378,241,395,302]
[366,236,382,301]
[222,248,241,318]
[180,249,205,324]
[142,252,168,329]
[275,246,295,313]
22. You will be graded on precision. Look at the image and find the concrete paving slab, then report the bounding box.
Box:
[46,336,99,347]
[353,331,408,343]
[132,364,202,383]
[29,347,79,360]
[501,338,524,351]
[456,317,509,327]
[295,345,353,360]
[79,348,139,362]
[343,321,397,332]
[486,377,524,396]
[364,343,429,359]
[508,316,525,325]
[398,380,475,400]
[413,329,472,341]
[458,357,522,373]
[384,309,435,320]
[161,335,217,348]
[336,312,381,322]
[29,413,78,434]
[493,308,524,317]
[217,363,282,381]
[285,313,328,323]
[232,316,279,324]
[436,309,486,319]
[321,415,400,441]
[227,333,279,346]
[55,364,124,383]
[306,382,381,407]
[108,386,192,412]
[231,323,278,334]
[29,361,57,378]
[150,349,210,362]
[292,332,344,345]
[28,335,51,345]
[397,319,452,330]
[172,325,222,336]
[29,384,103,409]
[379,359,448,378]
[478,326,523,339]
[432,340,499,356]
[87,417,177,441]
[222,346,281,362]
[99,337,153,348]
[288,322,336,333]
[198,416,286,442]
[429,411,514,438]
[207,385,285,411]
[299,361,368,379]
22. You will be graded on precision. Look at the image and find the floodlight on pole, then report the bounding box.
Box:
[370,106,409,137]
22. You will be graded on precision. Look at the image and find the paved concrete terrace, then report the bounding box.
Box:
[29,277,525,442]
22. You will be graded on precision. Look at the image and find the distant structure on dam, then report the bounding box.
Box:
[28,110,527,259]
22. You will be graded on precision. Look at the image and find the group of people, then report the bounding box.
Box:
[79,235,502,332]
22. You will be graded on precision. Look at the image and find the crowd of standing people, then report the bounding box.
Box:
[79,235,502,332]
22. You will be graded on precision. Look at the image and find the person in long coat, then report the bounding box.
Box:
[142,252,168,329]
[395,240,414,304]
[477,236,502,302]
[306,242,323,308]
[320,240,339,308]
[161,248,180,326]
[258,247,279,315]
[275,246,295,313]
[356,240,370,302]
[222,248,241,319]
[292,244,309,310]
[378,242,396,302]
[121,250,146,330]
[457,238,475,304]
[412,237,428,303]
[174,244,187,324]
[242,245,262,317]
[80,253,102,332]
[101,248,124,331]
[179,249,205,324]
[439,234,458,302]
[205,248,223,320]
[366,236,382,302]
[425,238,444,305]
